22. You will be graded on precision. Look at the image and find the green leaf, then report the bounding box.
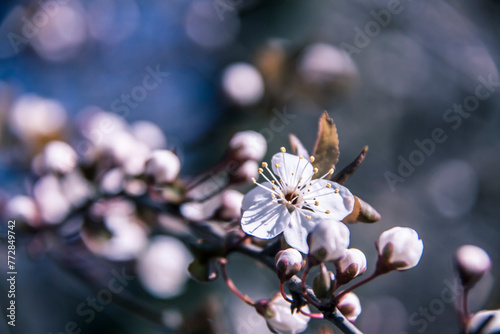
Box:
[311,111,340,178]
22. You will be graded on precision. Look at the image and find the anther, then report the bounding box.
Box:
[329,168,334,174]
[271,193,276,199]
[251,178,256,183]
[258,168,264,174]
[326,183,332,188]
[334,188,339,193]
[309,156,315,163]
[275,163,281,168]
[262,162,268,168]
[280,147,286,153]
[315,201,319,206]
[313,168,318,174]
[305,215,311,219]
[325,210,331,214]
[299,155,303,159]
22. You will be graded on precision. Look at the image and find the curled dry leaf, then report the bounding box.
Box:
[342,196,381,224]
[332,146,368,185]
[311,111,340,178]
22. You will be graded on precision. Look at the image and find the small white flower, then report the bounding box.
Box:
[308,220,350,262]
[131,121,167,150]
[338,248,367,279]
[241,150,354,253]
[265,294,310,334]
[275,248,304,282]
[377,227,424,271]
[467,310,500,334]
[145,150,181,184]
[338,292,362,322]
[137,236,192,299]
[229,131,267,161]
[42,141,78,174]
[455,245,491,287]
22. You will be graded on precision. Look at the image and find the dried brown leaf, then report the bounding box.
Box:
[312,111,340,178]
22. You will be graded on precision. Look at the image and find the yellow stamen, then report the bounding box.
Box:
[329,168,334,174]
[275,163,281,168]
[325,210,331,214]
[299,155,303,159]
[315,201,319,206]
[280,147,286,153]
[306,215,311,219]
[271,180,275,184]
[309,156,315,163]
[258,168,263,174]
[262,162,268,168]
[271,193,276,199]
[334,188,339,193]
[313,168,318,174]
[326,183,332,188]
[251,178,256,183]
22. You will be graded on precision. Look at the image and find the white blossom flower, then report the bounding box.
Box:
[241,149,354,253]
[467,310,500,334]
[222,63,264,106]
[265,294,310,334]
[308,220,350,262]
[455,245,491,287]
[377,227,424,271]
[338,292,362,322]
[137,236,192,299]
[3,195,39,227]
[338,248,367,279]
[33,175,71,225]
[275,248,304,282]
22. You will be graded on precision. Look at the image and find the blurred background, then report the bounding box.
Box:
[1,0,500,333]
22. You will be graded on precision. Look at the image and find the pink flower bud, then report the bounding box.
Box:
[377,227,423,271]
[338,292,362,322]
[467,310,500,334]
[145,150,181,184]
[337,248,367,282]
[42,141,77,174]
[218,189,244,221]
[275,248,304,282]
[307,221,350,263]
[455,245,491,288]
[229,131,267,161]
[222,63,264,107]
[263,294,310,334]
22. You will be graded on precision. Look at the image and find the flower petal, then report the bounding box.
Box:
[272,152,313,187]
[242,182,275,211]
[283,210,319,253]
[241,201,290,239]
[304,180,354,220]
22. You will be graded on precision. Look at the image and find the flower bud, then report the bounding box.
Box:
[275,248,304,282]
[337,248,367,284]
[455,245,491,289]
[467,310,500,334]
[222,63,264,107]
[131,121,167,150]
[218,189,244,221]
[313,265,334,303]
[33,175,71,225]
[307,221,350,263]
[338,292,362,322]
[261,293,310,334]
[42,141,78,174]
[232,160,260,184]
[137,236,192,299]
[376,227,423,271]
[145,150,181,184]
[3,195,39,227]
[229,131,267,161]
